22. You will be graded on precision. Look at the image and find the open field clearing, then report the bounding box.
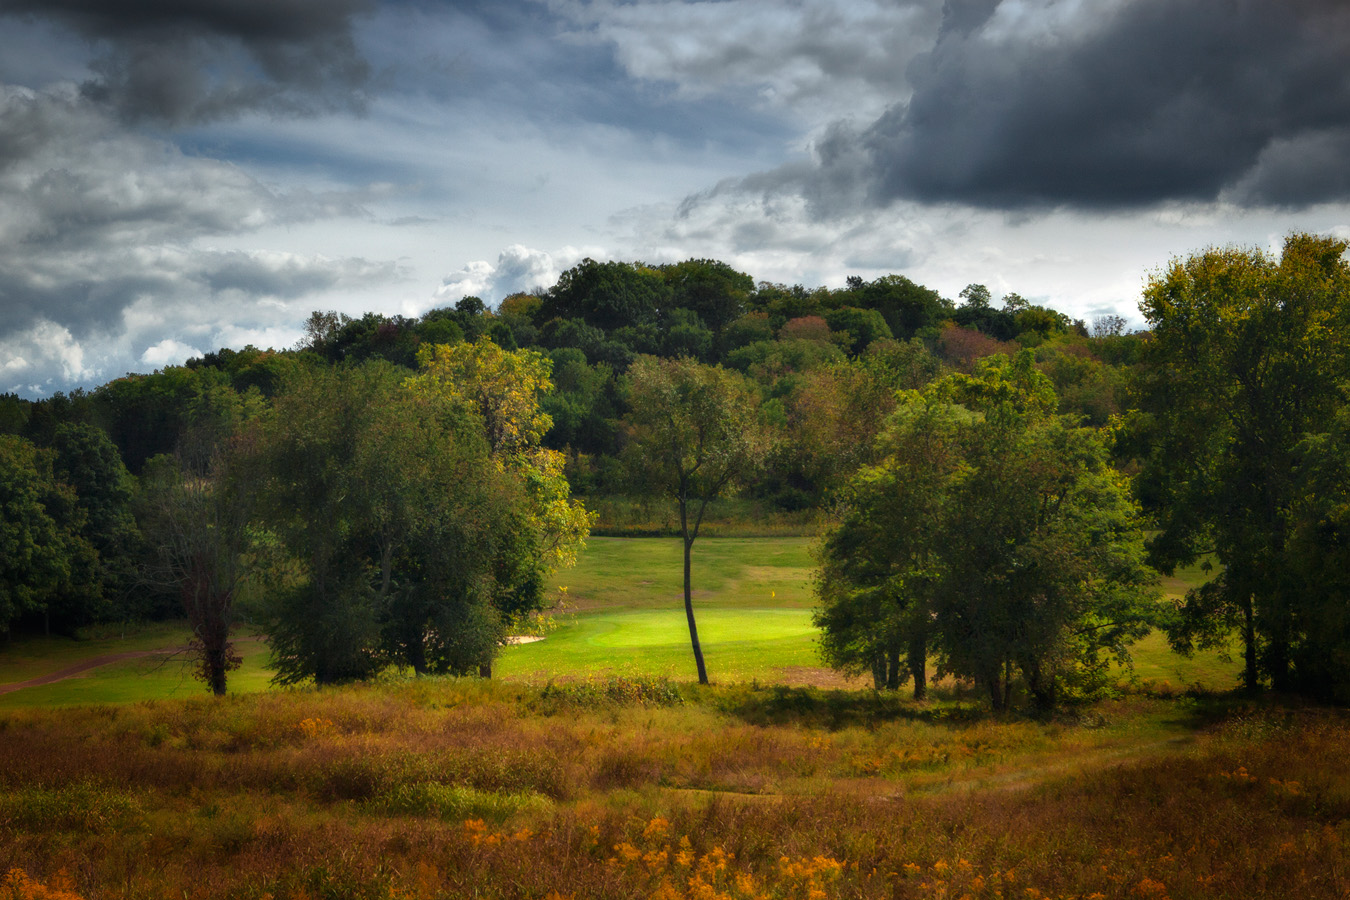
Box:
[0,536,1237,706]
[2,678,1348,899]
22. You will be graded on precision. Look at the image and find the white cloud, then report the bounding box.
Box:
[0,320,96,391]
[138,339,203,368]
[433,259,496,307]
[429,243,601,311]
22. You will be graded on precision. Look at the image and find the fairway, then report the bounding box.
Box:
[546,536,817,610]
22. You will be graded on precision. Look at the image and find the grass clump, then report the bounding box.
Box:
[534,675,685,710]
[371,782,550,823]
[0,781,142,833]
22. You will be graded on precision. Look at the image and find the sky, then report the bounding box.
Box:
[2,0,1349,397]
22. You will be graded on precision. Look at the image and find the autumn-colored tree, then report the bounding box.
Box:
[786,340,942,499]
[406,337,592,576]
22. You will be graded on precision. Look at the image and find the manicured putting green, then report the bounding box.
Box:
[496,607,821,682]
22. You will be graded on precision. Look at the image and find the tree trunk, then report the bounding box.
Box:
[1024,659,1055,710]
[909,632,927,701]
[1243,594,1259,696]
[885,645,901,690]
[986,669,1005,711]
[209,646,227,697]
[1003,657,1013,710]
[479,661,492,679]
[871,653,887,691]
[406,636,428,676]
[684,532,709,684]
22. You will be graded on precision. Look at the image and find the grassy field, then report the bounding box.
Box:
[0,539,1328,900]
[0,535,1237,706]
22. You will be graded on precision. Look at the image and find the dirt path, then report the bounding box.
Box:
[658,734,1196,806]
[0,650,177,696]
[0,636,266,696]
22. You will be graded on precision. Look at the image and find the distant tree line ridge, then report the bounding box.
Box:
[4,240,1349,708]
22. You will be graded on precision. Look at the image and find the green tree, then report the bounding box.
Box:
[542,259,672,331]
[843,274,953,341]
[822,307,894,356]
[259,363,403,684]
[0,435,99,636]
[1284,409,1350,701]
[661,258,754,334]
[935,398,1154,709]
[817,352,1157,709]
[1131,233,1350,694]
[91,367,212,474]
[0,393,29,435]
[815,395,966,696]
[357,385,517,677]
[625,356,773,684]
[261,346,589,686]
[50,422,141,621]
[137,385,262,695]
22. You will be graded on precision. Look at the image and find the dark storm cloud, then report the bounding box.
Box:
[0,0,372,123]
[699,0,1350,213]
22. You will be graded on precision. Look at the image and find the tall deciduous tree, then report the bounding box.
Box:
[137,386,261,695]
[1131,233,1350,695]
[50,422,141,621]
[817,352,1157,709]
[625,356,773,684]
[261,345,590,685]
[815,395,967,697]
[258,363,497,684]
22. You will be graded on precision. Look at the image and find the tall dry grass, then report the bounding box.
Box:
[1,679,1347,899]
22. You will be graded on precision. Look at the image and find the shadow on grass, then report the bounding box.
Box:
[705,683,991,730]
[703,680,1276,734]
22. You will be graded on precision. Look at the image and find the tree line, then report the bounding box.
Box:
[4,236,1349,707]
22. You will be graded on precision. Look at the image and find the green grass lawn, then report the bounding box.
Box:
[1121,629,1240,690]
[0,534,1240,704]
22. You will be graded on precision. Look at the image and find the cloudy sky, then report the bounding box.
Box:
[2,0,1349,396]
